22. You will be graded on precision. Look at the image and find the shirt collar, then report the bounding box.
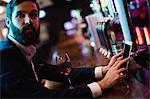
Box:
[8,35,37,62]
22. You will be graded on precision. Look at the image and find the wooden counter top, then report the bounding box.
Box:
[49,34,150,98]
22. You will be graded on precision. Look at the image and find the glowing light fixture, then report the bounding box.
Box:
[70,9,80,18]
[136,39,139,45]
[82,47,89,56]
[39,10,46,19]
[107,52,111,58]
[90,42,96,47]
[135,26,144,45]
[129,1,135,9]
[0,6,5,14]
[104,50,108,56]
[64,21,74,30]
[143,27,150,45]
[102,49,105,54]
[2,0,11,3]
[2,28,8,38]
[99,48,103,53]
[90,4,94,8]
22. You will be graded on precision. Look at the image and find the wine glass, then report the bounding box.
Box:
[56,53,74,89]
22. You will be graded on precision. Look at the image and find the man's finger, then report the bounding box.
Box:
[113,51,124,58]
[117,68,126,73]
[117,56,123,61]
[112,60,119,67]
[116,57,130,69]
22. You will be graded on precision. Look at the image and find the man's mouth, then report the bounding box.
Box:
[24,30,34,39]
[25,29,33,32]
[24,29,34,34]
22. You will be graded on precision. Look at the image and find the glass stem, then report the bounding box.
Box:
[68,77,74,89]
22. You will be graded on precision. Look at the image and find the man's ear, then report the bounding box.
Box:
[5,18,11,27]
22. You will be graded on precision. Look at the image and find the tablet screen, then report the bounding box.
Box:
[122,41,132,69]
[123,44,131,59]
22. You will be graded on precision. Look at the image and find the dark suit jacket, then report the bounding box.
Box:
[0,38,97,98]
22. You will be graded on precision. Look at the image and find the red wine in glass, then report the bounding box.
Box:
[56,53,74,89]
[59,61,72,76]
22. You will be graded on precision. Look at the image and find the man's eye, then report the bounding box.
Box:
[17,13,25,18]
[30,13,38,18]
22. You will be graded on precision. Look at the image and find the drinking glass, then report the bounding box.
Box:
[56,53,74,89]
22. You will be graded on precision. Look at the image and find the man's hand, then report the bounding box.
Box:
[107,51,124,67]
[97,57,130,91]
[101,51,124,76]
[102,66,110,76]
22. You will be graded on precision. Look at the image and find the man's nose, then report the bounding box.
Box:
[24,15,31,24]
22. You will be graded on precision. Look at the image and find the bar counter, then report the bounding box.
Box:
[100,67,150,98]
[48,36,150,98]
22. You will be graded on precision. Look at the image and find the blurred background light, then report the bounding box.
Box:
[64,21,74,30]
[90,42,95,47]
[102,49,105,54]
[107,52,111,58]
[135,26,144,45]
[81,47,90,56]
[0,6,5,14]
[39,10,46,19]
[66,0,72,1]
[2,0,11,3]
[2,28,8,38]
[70,9,80,18]
[104,50,108,56]
[90,4,93,8]
[99,48,103,53]
[129,1,135,9]
[143,27,150,45]
[37,0,53,9]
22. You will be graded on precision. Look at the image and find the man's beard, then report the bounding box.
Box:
[10,23,40,46]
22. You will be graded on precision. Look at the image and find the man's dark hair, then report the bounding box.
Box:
[6,0,39,20]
